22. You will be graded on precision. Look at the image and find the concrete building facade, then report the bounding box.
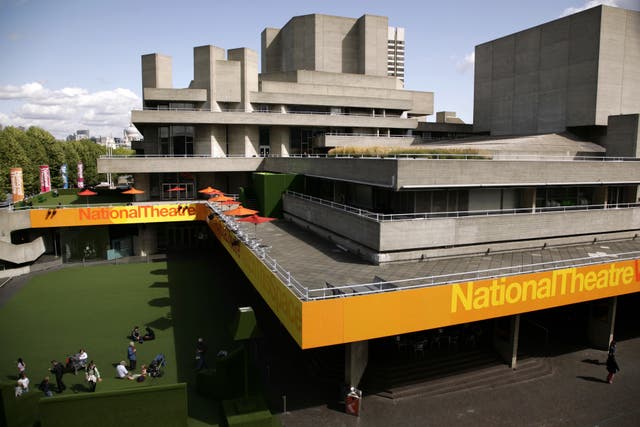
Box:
[473,5,640,137]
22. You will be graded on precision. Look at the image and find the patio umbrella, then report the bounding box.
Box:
[167,186,186,200]
[121,187,144,203]
[225,206,258,217]
[78,189,97,206]
[208,195,235,203]
[237,214,276,234]
[198,186,223,196]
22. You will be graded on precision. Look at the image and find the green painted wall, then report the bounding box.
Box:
[252,173,302,218]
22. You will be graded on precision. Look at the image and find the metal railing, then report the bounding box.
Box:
[136,106,404,118]
[286,191,640,222]
[305,250,640,300]
[204,202,308,300]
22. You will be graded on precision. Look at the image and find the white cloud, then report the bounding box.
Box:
[0,82,140,139]
[456,52,475,73]
[561,0,620,16]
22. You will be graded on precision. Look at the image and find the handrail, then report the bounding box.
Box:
[285,191,640,222]
[98,152,640,162]
[204,202,308,300]
[135,106,403,118]
[305,250,640,300]
[204,197,640,302]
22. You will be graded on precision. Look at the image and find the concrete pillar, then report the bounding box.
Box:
[141,54,172,92]
[195,125,227,157]
[193,45,226,111]
[593,187,608,207]
[228,48,258,113]
[133,224,158,257]
[345,340,368,388]
[229,125,259,157]
[492,315,520,369]
[270,127,290,157]
[133,174,151,201]
[521,187,536,212]
[587,297,617,350]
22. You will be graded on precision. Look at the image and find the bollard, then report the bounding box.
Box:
[283,395,287,414]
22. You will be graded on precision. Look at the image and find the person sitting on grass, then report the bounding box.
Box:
[38,376,54,397]
[116,361,135,380]
[131,326,143,344]
[143,326,155,341]
[136,364,148,382]
[15,372,29,397]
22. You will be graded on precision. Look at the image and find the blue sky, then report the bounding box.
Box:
[0,0,638,139]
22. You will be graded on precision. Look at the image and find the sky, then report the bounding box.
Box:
[0,0,638,140]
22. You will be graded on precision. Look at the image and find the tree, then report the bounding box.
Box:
[0,127,32,195]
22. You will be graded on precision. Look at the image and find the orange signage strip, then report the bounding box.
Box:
[301,260,640,349]
[29,204,208,228]
[205,215,303,346]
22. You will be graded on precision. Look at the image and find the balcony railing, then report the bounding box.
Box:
[135,106,406,118]
[286,191,640,222]
[304,250,640,300]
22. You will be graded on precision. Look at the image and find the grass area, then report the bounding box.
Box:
[14,188,134,209]
[0,249,246,426]
[0,263,177,393]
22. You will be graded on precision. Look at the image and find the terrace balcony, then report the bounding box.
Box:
[282,192,640,263]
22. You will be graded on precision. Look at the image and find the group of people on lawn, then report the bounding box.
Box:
[14,325,156,397]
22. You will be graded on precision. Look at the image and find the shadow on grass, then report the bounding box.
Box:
[151,269,168,275]
[147,316,173,331]
[150,281,169,288]
[148,297,171,307]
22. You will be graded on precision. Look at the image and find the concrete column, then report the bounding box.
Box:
[270,127,290,157]
[193,45,226,112]
[593,187,608,207]
[195,125,227,157]
[133,174,151,201]
[141,54,172,92]
[521,187,536,212]
[228,48,258,112]
[587,297,617,350]
[229,125,259,157]
[133,224,157,257]
[492,315,520,369]
[345,340,368,388]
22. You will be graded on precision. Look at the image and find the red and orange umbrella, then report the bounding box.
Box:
[198,186,223,196]
[78,189,97,205]
[208,195,235,203]
[122,187,145,203]
[237,214,276,234]
[167,186,186,200]
[225,206,259,217]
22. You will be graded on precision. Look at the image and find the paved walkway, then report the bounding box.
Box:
[240,219,640,298]
[278,337,640,426]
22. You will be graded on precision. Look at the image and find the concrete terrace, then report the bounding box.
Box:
[235,217,640,300]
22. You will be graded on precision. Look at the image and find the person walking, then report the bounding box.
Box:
[50,360,66,393]
[608,339,617,355]
[606,353,620,384]
[195,337,208,370]
[17,358,26,376]
[85,360,101,392]
[127,342,137,370]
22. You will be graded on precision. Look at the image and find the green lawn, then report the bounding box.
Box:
[0,250,242,425]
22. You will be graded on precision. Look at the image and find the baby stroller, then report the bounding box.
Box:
[65,354,87,375]
[148,354,166,378]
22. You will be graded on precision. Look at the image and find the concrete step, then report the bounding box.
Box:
[364,349,500,390]
[368,356,552,400]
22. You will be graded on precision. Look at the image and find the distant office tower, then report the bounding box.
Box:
[387,27,405,83]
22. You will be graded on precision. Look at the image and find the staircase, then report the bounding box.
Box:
[361,350,552,400]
